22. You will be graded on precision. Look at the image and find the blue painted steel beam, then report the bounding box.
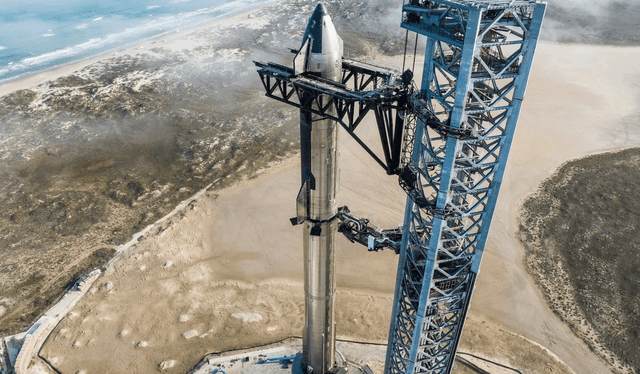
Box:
[385,1,546,373]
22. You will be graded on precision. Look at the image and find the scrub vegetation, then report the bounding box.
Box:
[519,148,640,373]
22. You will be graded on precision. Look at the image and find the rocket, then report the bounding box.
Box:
[291,4,343,373]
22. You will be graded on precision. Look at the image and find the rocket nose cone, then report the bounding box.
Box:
[313,3,328,16]
[301,2,338,54]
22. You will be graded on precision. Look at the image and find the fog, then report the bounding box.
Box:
[542,0,640,45]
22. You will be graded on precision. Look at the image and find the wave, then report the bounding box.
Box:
[0,46,5,51]
[0,0,272,83]
[147,5,161,10]
[93,17,103,21]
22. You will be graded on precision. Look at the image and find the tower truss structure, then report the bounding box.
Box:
[384,1,545,373]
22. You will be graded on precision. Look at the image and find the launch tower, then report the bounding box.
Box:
[385,2,545,373]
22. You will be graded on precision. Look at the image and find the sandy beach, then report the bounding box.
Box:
[1,0,640,373]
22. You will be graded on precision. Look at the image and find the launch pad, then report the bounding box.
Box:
[187,339,382,374]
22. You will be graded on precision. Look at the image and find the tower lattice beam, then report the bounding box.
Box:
[385,1,546,373]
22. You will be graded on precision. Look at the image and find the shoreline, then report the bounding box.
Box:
[0,1,274,98]
[2,18,639,99]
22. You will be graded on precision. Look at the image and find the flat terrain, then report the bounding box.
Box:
[39,175,573,374]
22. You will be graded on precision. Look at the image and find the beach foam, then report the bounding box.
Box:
[0,0,273,83]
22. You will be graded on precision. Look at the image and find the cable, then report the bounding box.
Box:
[412,33,419,73]
[457,352,523,374]
[402,29,409,72]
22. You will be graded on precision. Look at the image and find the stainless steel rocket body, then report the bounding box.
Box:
[296,4,343,373]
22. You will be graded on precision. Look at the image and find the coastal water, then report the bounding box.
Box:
[0,0,272,83]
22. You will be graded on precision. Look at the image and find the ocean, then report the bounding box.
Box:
[0,0,272,83]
